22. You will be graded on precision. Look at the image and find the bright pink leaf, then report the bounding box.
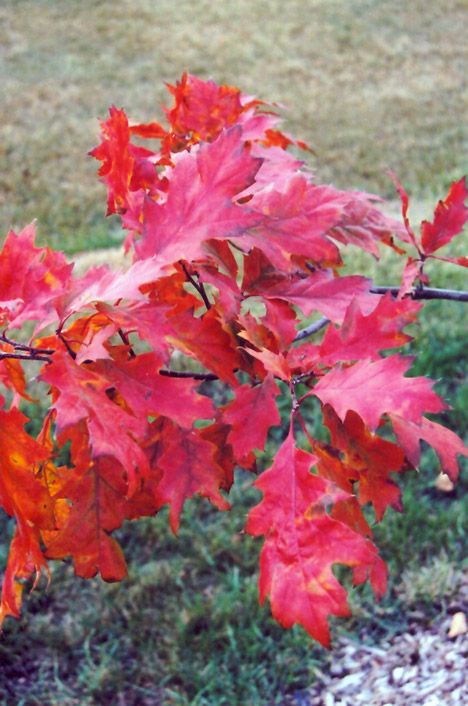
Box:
[0,224,72,330]
[62,256,167,318]
[135,127,262,262]
[328,191,408,256]
[264,271,374,323]
[318,294,421,364]
[240,176,348,267]
[313,356,446,430]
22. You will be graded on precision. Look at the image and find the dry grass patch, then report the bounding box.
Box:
[1,0,467,252]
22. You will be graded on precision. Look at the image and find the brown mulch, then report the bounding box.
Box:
[285,605,467,706]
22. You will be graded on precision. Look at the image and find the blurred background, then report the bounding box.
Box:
[0,1,466,705]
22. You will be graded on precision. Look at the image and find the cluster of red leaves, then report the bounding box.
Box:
[0,74,467,646]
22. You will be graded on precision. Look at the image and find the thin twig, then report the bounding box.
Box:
[0,331,54,355]
[229,241,249,255]
[56,331,76,360]
[292,286,468,343]
[0,352,51,363]
[180,261,211,310]
[292,371,316,384]
[159,369,219,381]
[117,328,136,358]
[295,409,316,448]
[294,317,330,342]
[370,286,468,302]
[289,380,299,412]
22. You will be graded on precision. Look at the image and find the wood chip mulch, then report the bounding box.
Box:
[285,607,467,706]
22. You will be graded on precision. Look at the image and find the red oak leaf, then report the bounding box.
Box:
[328,191,408,256]
[165,73,244,144]
[162,73,307,158]
[0,347,33,401]
[199,422,236,490]
[286,341,321,376]
[95,300,174,363]
[40,351,149,496]
[135,127,262,262]
[197,265,242,319]
[61,255,168,318]
[0,224,72,330]
[241,144,306,195]
[45,457,131,581]
[0,529,48,626]
[420,177,468,255]
[427,253,468,268]
[313,356,445,431]
[90,106,135,215]
[389,171,419,248]
[95,352,215,429]
[167,308,241,384]
[392,174,468,270]
[264,271,374,323]
[202,239,239,278]
[237,308,278,350]
[398,257,425,298]
[241,247,284,293]
[129,121,167,139]
[262,299,298,348]
[318,294,421,364]
[154,423,231,533]
[313,443,374,537]
[323,407,406,521]
[241,177,348,268]
[390,414,468,482]
[246,432,386,646]
[90,106,161,217]
[242,344,292,382]
[223,374,281,461]
[0,408,52,624]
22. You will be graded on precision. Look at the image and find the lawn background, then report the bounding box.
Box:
[0,1,467,705]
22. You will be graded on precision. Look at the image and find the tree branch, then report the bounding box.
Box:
[0,352,51,363]
[0,331,54,355]
[292,286,467,344]
[370,286,468,302]
[180,261,211,310]
[294,317,329,342]
[158,369,219,381]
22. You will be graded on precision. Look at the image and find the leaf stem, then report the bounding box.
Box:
[180,261,211,310]
[56,331,76,360]
[117,328,136,358]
